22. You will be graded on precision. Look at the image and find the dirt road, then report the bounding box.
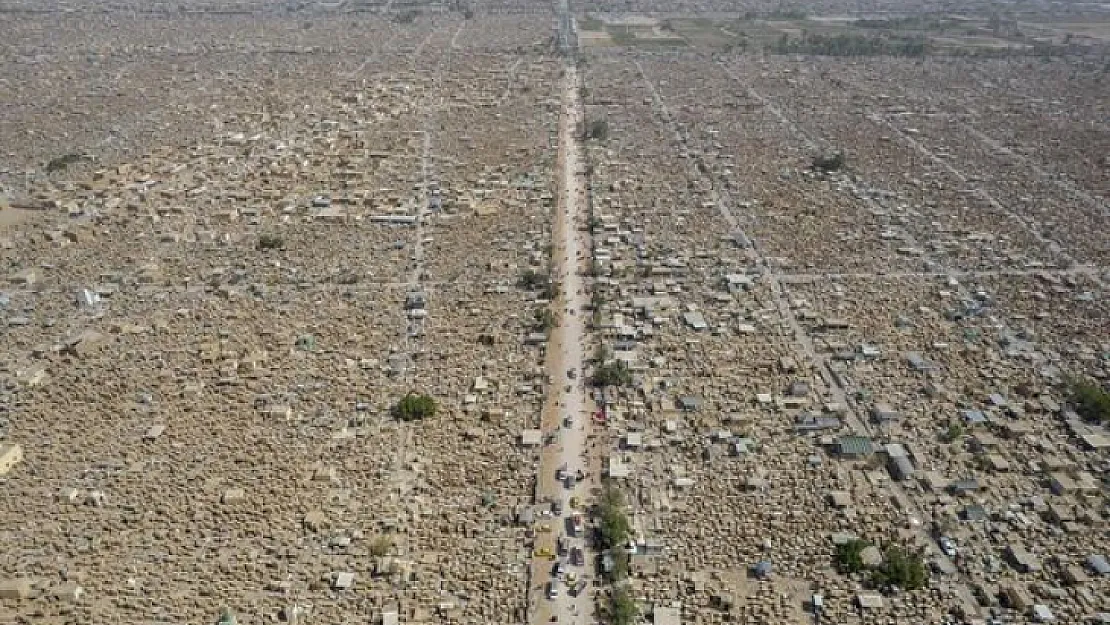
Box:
[531,62,595,625]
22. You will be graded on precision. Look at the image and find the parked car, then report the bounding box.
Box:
[939,536,958,558]
[570,546,584,566]
[546,581,559,600]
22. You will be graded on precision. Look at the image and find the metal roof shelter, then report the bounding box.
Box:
[835,435,874,458]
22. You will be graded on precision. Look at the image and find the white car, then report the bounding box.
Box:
[938,537,958,558]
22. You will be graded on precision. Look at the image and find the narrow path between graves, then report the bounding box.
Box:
[390,22,463,495]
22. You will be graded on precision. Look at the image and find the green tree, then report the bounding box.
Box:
[393,393,437,421]
[941,421,965,442]
[590,289,606,310]
[872,545,928,590]
[519,269,559,300]
[598,485,631,549]
[812,151,845,172]
[368,535,393,557]
[519,269,550,290]
[1068,376,1110,423]
[608,550,629,582]
[534,307,556,332]
[593,343,612,364]
[610,586,638,625]
[834,539,870,574]
[593,361,632,387]
[586,119,609,140]
[257,233,285,250]
[46,153,85,173]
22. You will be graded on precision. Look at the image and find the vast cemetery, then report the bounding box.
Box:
[0,1,1107,624]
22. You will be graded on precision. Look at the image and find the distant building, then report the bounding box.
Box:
[1087,554,1110,577]
[653,605,681,625]
[677,396,702,412]
[948,477,981,495]
[1032,604,1056,623]
[607,456,631,479]
[753,561,773,579]
[795,414,842,432]
[368,215,417,225]
[1006,545,1042,573]
[0,579,31,600]
[904,352,936,372]
[682,311,708,331]
[961,503,989,522]
[871,403,899,424]
[623,432,643,449]
[404,290,427,310]
[520,430,543,447]
[962,409,989,427]
[887,455,915,481]
[787,380,810,397]
[834,435,874,458]
[1000,583,1033,611]
[856,593,884,610]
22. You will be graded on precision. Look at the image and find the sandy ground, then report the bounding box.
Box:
[0,206,36,230]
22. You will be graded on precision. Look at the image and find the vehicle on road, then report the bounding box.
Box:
[570,546,584,566]
[571,512,584,536]
[567,368,576,379]
[563,473,576,489]
[939,536,958,558]
[546,581,559,600]
[556,464,568,481]
[552,561,565,579]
